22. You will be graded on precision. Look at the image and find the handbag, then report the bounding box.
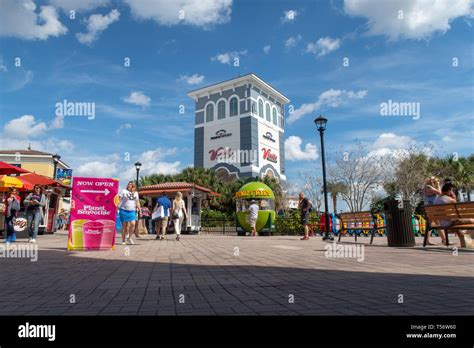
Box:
[151,205,162,221]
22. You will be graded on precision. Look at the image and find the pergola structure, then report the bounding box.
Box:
[139,182,220,233]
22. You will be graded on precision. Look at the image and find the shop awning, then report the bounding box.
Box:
[19,172,70,188]
[0,161,30,175]
[139,182,221,197]
[0,175,34,190]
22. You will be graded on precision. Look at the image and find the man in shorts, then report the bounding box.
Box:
[247,200,259,237]
[299,192,312,240]
[154,193,171,240]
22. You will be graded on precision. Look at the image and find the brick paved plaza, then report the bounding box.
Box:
[0,232,472,316]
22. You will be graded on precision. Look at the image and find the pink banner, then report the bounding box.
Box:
[68,177,119,251]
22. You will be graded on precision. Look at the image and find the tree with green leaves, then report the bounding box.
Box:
[326,181,346,214]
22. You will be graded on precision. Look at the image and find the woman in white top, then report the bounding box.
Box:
[171,191,187,241]
[118,181,141,245]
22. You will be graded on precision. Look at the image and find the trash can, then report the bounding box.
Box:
[383,199,415,247]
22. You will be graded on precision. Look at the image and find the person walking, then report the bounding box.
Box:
[118,181,141,245]
[299,192,312,240]
[24,185,46,243]
[4,188,20,243]
[247,200,259,237]
[140,201,152,234]
[171,191,187,241]
[154,193,171,240]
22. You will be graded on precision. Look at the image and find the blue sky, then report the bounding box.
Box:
[1,0,473,187]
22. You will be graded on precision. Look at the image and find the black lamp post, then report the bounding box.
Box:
[314,116,333,241]
[134,161,142,191]
[52,154,61,180]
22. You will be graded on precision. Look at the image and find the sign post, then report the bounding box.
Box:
[68,177,119,251]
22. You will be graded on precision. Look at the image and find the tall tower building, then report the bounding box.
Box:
[187,74,289,181]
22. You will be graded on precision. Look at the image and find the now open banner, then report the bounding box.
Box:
[68,177,119,251]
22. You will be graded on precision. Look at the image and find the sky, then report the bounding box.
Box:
[0,0,473,189]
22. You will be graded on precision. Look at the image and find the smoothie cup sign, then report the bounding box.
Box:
[68,177,119,251]
[97,219,116,249]
[83,221,104,249]
[68,219,87,250]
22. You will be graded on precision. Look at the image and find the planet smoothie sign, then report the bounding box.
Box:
[68,177,119,251]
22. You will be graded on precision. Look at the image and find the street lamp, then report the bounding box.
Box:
[134,161,142,191]
[52,154,61,180]
[314,116,333,241]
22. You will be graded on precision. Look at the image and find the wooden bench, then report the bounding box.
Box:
[337,211,383,244]
[423,202,474,247]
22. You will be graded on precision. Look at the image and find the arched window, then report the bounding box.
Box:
[206,103,214,122]
[258,99,264,118]
[230,97,238,117]
[265,104,271,122]
[272,108,277,125]
[217,100,226,119]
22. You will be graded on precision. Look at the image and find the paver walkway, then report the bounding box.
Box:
[0,232,472,315]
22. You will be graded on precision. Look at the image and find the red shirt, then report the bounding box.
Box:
[3,195,21,216]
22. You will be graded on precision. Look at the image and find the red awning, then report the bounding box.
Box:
[19,173,70,188]
[0,161,30,175]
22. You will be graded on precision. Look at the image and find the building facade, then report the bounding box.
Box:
[187,74,289,181]
[0,149,70,179]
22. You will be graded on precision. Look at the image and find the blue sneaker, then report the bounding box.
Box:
[10,235,17,242]
[4,236,11,243]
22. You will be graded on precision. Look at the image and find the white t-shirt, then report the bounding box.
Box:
[119,189,139,211]
[248,204,259,220]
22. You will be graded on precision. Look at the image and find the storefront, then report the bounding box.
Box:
[0,173,70,237]
[139,182,219,233]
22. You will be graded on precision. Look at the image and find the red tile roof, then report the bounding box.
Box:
[139,182,220,196]
[0,150,53,156]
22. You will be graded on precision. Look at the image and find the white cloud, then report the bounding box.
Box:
[288,89,368,124]
[50,114,64,129]
[75,147,181,183]
[116,123,132,134]
[263,45,271,54]
[178,74,205,85]
[368,133,419,159]
[442,135,453,142]
[285,136,318,161]
[281,10,298,23]
[343,0,474,40]
[372,133,415,149]
[4,115,48,138]
[124,0,232,28]
[306,37,341,57]
[55,139,74,152]
[76,161,119,178]
[284,35,302,49]
[76,9,120,45]
[122,91,151,107]
[0,137,74,155]
[3,112,66,141]
[211,50,247,64]
[0,0,67,40]
[48,0,109,12]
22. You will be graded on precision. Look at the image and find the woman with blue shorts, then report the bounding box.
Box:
[118,181,141,245]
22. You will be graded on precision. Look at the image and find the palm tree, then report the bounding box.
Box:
[326,181,346,214]
[429,155,474,201]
